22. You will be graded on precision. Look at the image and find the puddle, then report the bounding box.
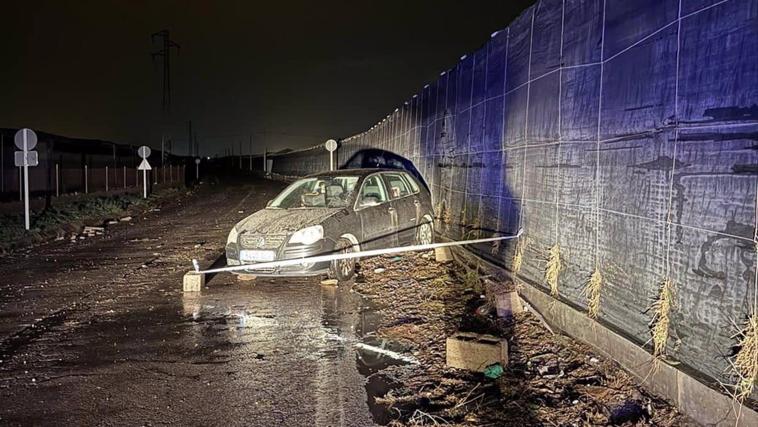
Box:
[352,292,409,425]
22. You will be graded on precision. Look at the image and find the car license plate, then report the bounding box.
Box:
[239,250,276,262]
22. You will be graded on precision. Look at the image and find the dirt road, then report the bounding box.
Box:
[0,179,377,426]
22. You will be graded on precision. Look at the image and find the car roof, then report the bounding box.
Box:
[304,168,408,179]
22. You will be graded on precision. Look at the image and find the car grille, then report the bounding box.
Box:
[238,233,287,250]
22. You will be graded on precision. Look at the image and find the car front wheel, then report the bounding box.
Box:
[329,238,356,282]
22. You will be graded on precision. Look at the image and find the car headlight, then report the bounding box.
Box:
[288,225,323,245]
[227,227,239,245]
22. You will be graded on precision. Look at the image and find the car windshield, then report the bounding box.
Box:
[268,176,360,209]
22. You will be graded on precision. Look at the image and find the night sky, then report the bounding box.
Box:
[1,1,533,155]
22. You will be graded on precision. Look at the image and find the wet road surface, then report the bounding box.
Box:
[0,179,381,426]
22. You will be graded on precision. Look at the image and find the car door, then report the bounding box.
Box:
[355,174,397,250]
[381,172,417,245]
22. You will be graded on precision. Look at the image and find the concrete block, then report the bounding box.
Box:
[435,247,453,263]
[446,332,508,372]
[495,291,523,318]
[183,272,205,292]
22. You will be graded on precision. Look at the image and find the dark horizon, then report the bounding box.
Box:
[0,0,533,156]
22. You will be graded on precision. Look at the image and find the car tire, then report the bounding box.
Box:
[416,216,434,246]
[329,238,356,282]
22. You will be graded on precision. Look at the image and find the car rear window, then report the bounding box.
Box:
[403,173,420,193]
[383,173,411,199]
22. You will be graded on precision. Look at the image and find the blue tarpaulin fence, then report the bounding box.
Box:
[268,0,758,391]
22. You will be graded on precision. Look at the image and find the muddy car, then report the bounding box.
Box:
[226,169,434,281]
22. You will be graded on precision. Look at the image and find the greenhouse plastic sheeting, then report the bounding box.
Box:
[267,0,758,389]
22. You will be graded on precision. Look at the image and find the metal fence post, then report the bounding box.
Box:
[84,164,88,193]
[123,166,126,189]
[55,163,59,197]
[105,165,109,192]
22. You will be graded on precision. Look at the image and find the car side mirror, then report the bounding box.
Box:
[266,200,273,207]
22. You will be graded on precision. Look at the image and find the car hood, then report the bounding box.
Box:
[235,208,342,234]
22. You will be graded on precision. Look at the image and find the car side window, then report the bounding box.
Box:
[383,173,411,199]
[357,175,388,208]
[402,172,420,193]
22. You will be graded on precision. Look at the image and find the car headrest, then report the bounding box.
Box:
[326,184,344,197]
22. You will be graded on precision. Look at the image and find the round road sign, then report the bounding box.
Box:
[138,145,152,158]
[325,139,338,152]
[14,128,38,150]
[195,158,201,164]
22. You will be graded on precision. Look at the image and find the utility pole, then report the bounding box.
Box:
[151,30,180,113]
[187,120,192,157]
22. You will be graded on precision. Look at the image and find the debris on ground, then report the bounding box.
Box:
[82,226,104,237]
[354,251,691,426]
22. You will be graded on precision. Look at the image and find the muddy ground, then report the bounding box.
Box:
[354,254,695,426]
[0,177,693,426]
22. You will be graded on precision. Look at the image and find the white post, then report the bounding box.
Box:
[123,165,127,189]
[196,163,199,180]
[330,151,334,171]
[105,166,109,192]
[55,163,59,197]
[22,132,30,230]
[142,170,147,199]
[84,164,88,193]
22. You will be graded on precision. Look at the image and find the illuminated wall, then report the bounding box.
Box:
[270,0,758,390]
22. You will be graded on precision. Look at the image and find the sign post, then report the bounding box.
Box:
[195,157,200,180]
[325,139,337,171]
[14,128,38,230]
[137,146,152,199]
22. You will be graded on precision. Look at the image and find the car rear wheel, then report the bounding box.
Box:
[416,217,434,246]
[329,238,355,282]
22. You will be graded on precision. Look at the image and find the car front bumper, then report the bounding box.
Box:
[226,237,337,277]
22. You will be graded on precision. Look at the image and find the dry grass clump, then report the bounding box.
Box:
[441,205,451,231]
[512,237,526,273]
[462,266,482,294]
[584,267,603,319]
[648,278,675,358]
[490,233,501,255]
[545,244,562,297]
[732,313,758,401]
[469,217,481,239]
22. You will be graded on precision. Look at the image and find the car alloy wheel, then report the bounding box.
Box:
[416,219,433,246]
[330,238,355,282]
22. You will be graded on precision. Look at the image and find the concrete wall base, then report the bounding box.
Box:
[450,245,758,427]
